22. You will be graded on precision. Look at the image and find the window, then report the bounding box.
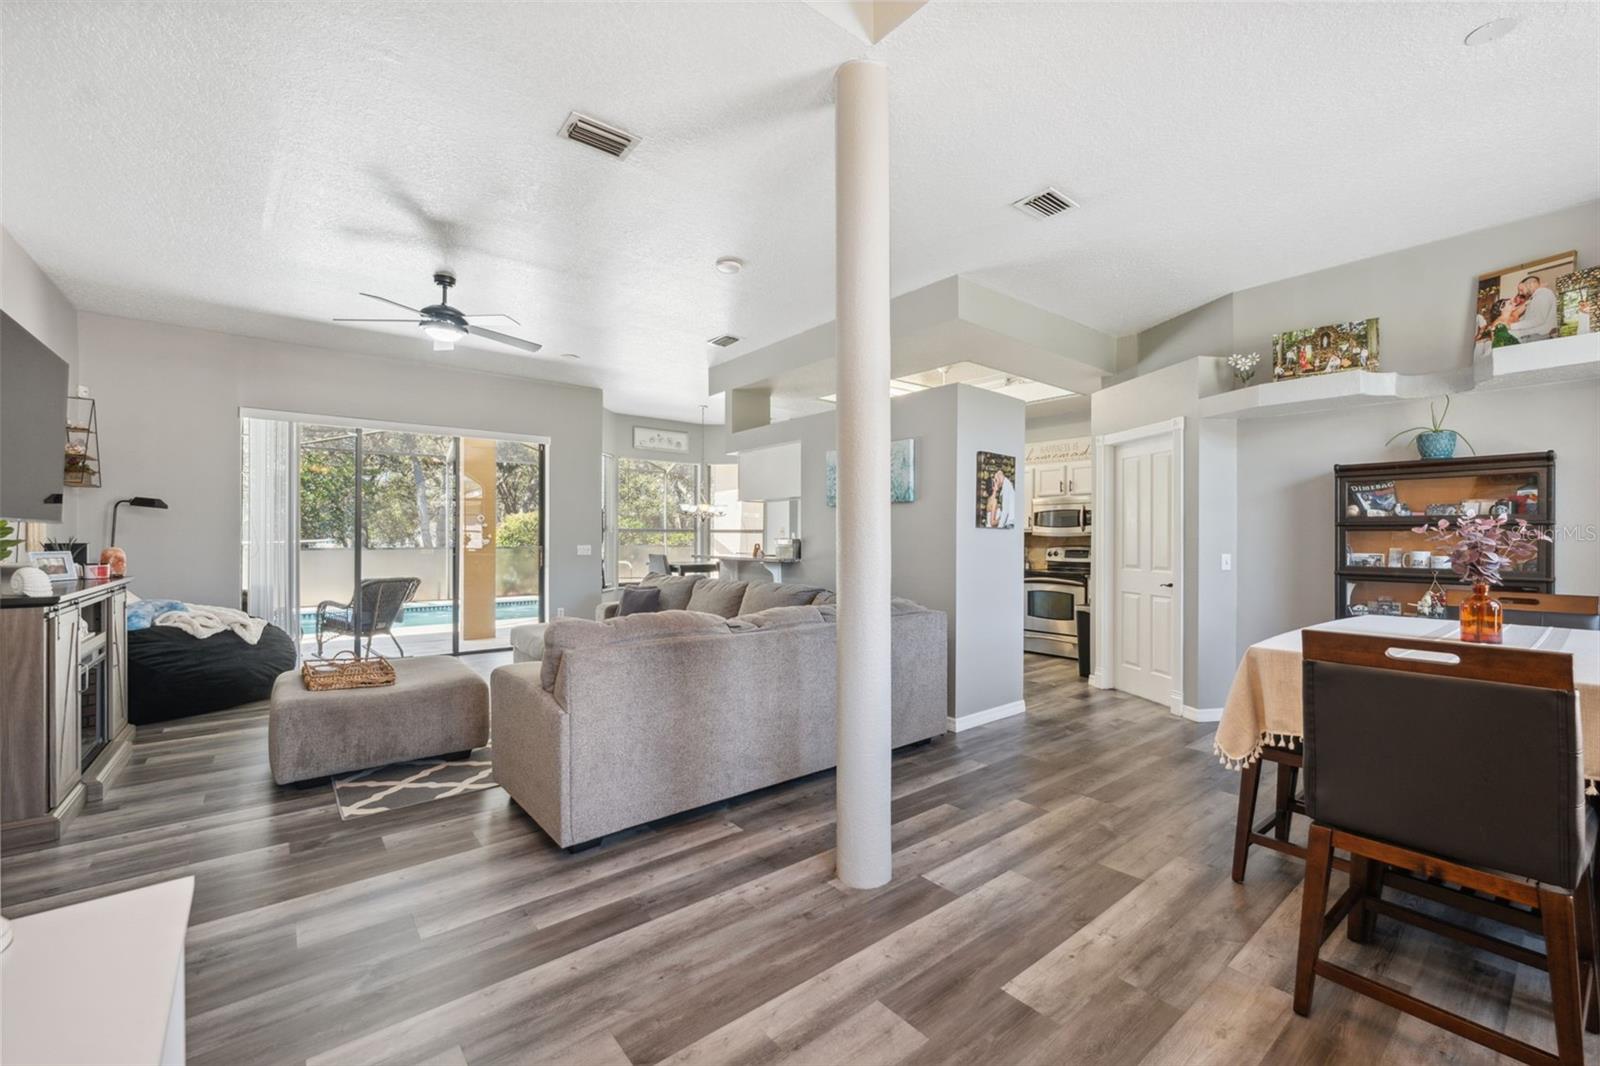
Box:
[615,459,698,583]
[709,463,764,558]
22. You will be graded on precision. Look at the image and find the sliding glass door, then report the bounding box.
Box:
[266,419,542,658]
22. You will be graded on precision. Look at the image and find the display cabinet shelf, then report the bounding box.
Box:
[1332,451,1555,619]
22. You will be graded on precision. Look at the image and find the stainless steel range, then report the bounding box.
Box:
[1025,544,1090,660]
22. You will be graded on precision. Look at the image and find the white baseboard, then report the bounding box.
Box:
[1088,671,1112,690]
[947,699,1026,733]
[1180,704,1222,723]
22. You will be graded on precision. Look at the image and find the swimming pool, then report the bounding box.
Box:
[298,595,541,632]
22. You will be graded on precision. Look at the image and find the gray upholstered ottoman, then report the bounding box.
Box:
[269,656,490,785]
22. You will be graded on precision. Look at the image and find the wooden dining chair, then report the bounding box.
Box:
[1293,630,1598,1065]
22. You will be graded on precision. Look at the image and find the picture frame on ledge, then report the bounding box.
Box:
[1272,319,1380,380]
[1472,250,1577,357]
[632,426,690,454]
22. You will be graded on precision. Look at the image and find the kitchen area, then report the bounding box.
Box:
[1024,436,1093,673]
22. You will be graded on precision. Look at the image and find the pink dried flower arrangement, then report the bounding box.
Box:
[1411,515,1550,586]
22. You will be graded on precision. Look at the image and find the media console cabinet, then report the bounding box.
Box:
[0,576,131,849]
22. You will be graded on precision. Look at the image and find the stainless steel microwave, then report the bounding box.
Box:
[1030,497,1091,535]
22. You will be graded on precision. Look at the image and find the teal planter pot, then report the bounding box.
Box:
[1417,430,1458,459]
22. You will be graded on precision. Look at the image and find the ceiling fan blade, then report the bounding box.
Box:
[333,317,420,322]
[463,313,522,325]
[466,324,543,354]
[359,292,422,314]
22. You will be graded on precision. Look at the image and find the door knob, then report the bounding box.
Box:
[1159,582,1174,588]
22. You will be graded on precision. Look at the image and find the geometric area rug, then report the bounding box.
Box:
[331,751,497,820]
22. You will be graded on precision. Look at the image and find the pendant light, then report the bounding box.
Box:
[680,405,725,523]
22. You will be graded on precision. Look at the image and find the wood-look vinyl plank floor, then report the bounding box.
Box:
[4,655,1595,1064]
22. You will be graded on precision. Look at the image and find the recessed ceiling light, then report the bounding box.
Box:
[715,257,745,275]
[1464,16,1518,46]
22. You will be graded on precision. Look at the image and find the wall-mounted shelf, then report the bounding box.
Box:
[1199,330,1599,421]
[1472,330,1600,390]
[64,396,101,488]
[1197,367,1470,421]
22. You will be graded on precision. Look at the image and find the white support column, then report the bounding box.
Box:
[833,58,892,889]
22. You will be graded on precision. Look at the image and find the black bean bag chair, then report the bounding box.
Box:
[127,622,297,724]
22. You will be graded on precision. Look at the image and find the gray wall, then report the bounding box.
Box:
[729,383,1025,723]
[1,228,82,541]
[73,312,605,617]
[1107,199,1600,709]
[1235,383,1600,653]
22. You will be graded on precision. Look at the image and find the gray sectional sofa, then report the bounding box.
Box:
[491,578,946,849]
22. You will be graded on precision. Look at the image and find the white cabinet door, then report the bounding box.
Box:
[1066,458,1094,497]
[1113,436,1177,706]
[1033,462,1065,497]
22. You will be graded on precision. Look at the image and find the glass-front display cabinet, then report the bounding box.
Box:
[1332,451,1555,619]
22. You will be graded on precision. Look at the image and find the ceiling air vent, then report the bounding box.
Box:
[1012,187,1077,218]
[708,334,741,348]
[560,111,639,159]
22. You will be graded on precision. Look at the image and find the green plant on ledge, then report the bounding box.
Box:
[0,518,23,562]
[1386,395,1475,460]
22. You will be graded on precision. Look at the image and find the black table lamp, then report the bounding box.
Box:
[110,496,168,545]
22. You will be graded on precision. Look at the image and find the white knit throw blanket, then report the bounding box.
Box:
[155,604,267,645]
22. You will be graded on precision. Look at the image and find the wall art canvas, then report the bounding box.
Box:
[632,426,690,454]
[1557,266,1600,338]
[825,439,917,508]
[1473,250,1576,356]
[1272,319,1380,380]
[976,451,1017,529]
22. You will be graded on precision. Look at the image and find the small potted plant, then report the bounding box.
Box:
[1386,395,1473,459]
[1226,352,1260,389]
[1411,515,1550,643]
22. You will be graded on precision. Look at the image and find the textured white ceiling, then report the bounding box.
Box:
[3,2,1596,422]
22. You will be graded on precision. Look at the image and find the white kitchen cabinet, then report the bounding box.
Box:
[1065,458,1093,496]
[1033,462,1066,498]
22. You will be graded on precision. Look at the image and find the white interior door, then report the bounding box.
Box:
[1113,435,1177,705]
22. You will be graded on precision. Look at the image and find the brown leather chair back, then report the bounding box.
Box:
[1302,630,1584,888]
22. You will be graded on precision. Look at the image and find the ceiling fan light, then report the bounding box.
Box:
[421,320,465,343]
[433,339,456,352]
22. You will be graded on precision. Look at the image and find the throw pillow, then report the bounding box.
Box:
[738,582,823,615]
[617,586,661,616]
[639,573,705,611]
[812,590,837,605]
[738,604,826,629]
[685,579,748,618]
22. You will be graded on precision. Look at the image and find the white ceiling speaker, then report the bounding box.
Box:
[1464,17,1518,46]
[715,257,745,274]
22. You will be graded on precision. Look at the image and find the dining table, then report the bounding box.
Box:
[1217,615,1600,881]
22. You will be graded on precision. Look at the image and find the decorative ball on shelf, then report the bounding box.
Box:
[1345,504,1362,517]
[9,566,53,597]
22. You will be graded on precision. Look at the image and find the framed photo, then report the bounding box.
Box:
[1557,266,1600,338]
[976,451,1017,529]
[1473,250,1576,356]
[632,426,690,454]
[27,550,79,580]
[824,439,917,508]
[1272,319,1379,380]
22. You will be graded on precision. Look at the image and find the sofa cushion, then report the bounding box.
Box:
[638,573,705,612]
[738,604,827,630]
[686,579,748,618]
[813,590,836,605]
[539,611,730,690]
[617,586,661,617]
[739,582,823,615]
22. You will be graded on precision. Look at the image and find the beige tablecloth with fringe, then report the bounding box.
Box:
[1214,616,1600,792]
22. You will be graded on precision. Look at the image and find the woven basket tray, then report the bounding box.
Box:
[301,651,397,691]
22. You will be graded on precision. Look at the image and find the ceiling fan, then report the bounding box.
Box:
[334,271,544,354]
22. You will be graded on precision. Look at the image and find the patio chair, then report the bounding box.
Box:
[314,576,421,657]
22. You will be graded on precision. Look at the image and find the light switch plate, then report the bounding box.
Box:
[1220,553,1232,571]
[576,544,592,556]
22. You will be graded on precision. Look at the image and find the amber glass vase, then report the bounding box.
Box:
[1458,582,1503,644]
